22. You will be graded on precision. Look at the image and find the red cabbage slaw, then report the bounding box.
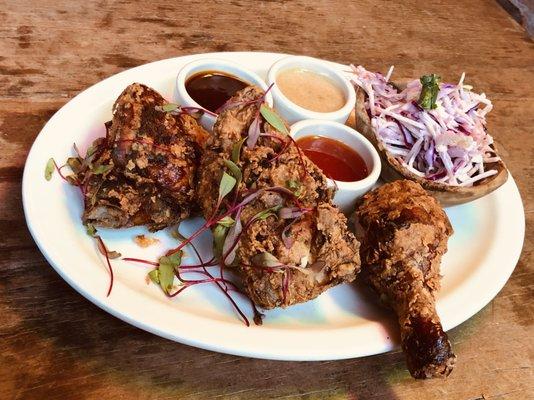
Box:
[349,65,500,186]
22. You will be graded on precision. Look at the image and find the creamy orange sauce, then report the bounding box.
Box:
[276,68,346,113]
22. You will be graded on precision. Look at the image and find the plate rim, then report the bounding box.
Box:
[22,51,526,361]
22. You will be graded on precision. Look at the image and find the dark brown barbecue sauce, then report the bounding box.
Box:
[296,135,369,182]
[185,71,248,113]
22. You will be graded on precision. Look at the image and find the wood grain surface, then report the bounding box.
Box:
[1,1,533,399]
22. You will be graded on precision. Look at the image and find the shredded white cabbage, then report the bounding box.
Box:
[349,65,499,186]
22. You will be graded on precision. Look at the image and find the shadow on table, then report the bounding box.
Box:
[1,246,407,399]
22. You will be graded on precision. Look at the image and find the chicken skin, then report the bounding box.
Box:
[81,83,209,231]
[355,180,456,378]
[197,86,360,309]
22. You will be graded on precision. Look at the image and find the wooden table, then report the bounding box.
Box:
[1,1,532,399]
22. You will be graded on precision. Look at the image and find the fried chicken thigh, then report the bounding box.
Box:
[82,83,208,231]
[355,180,456,378]
[197,86,360,309]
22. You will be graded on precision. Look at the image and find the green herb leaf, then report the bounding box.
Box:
[418,74,441,110]
[148,269,160,284]
[218,171,236,201]
[157,251,182,294]
[166,251,183,266]
[253,205,282,221]
[85,223,97,237]
[217,216,235,227]
[213,224,228,258]
[231,137,247,164]
[45,158,55,181]
[67,157,83,174]
[224,159,242,188]
[86,143,98,158]
[92,164,113,175]
[286,179,302,196]
[260,105,289,135]
[162,103,179,112]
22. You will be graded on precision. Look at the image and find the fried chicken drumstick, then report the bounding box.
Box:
[197,86,360,309]
[355,180,456,378]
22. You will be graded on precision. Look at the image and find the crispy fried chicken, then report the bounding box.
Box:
[197,86,360,309]
[81,83,209,231]
[355,180,456,378]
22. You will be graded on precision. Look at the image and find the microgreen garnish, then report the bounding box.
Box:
[246,113,262,149]
[213,224,228,259]
[155,103,217,118]
[281,222,295,249]
[278,206,311,220]
[218,171,237,203]
[217,216,235,227]
[253,205,282,220]
[252,252,282,269]
[161,103,179,112]
[95,235,115,297]
[222,209,242,265]
[66,157,83,174]
[286,179,303,196]
[91,164,113,175]
[260,104,289,135]
[231,137,247,164]
[418,74,441,110]
[85,223,97,237]
[96,237,121,259]
[157,251,183,294]
[148,269,160,284]
[223,159,242,188]
[45,158,55,180]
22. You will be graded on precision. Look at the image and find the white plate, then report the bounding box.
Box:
[22,52,525,361]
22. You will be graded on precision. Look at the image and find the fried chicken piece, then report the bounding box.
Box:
[355,180,456,378]
[197,86,360,309]
[82,83,209,231]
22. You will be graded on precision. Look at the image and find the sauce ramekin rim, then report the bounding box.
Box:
[290,119,381,190]
[175,58,273,121]
[267,56,356,119]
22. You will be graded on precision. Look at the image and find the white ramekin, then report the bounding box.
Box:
[267,56,356,125]
[290,119,381,214]
[175,58,273,131]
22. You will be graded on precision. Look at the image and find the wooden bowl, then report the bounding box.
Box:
[354,87,508,206]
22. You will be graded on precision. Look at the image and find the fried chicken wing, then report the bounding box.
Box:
[81,83,209,231]
[355,180,456,378]
[197,86,360,309]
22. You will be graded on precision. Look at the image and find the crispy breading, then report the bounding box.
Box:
[197,86,360,309]
[82,83,209,231]
[355,180,456,378]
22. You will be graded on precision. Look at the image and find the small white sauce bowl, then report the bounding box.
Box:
[175,58,273,131]
[290,119,381,214]
[267,56,356,125]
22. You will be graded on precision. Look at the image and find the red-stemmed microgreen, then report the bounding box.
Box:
[223,159,242,189]
[281,221,295,249]
[246,112,262,149]
[278,206,312,220]
[155,103,218,118]
[94,235,115,297]
[215,82,275,114]
[259,104,289,135]
[231,137,247,164]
